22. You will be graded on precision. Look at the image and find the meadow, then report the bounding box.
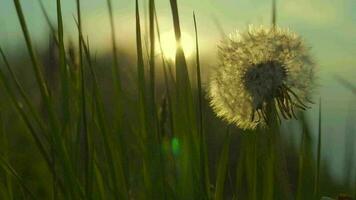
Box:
[0,0,355,199]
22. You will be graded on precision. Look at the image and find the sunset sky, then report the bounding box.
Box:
[1,0,356,179]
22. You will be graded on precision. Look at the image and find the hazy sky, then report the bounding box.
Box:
[1,0,356,179]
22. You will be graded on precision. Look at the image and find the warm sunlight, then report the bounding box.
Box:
[158,31,195,60]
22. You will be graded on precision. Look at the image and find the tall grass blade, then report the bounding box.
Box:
[149,0,156,104]
[169,1,200,198]
[0,110,14,200]
[263,129,275,200]
[136,1,156,198]
[0,47,47,137]
[215,128,231,200]
[75,0,91,198]
[335,76,356,95]
[136,0,149,139]
[272,0,276,27]
[12,0,50,100]
[245,133,257,200]
[194,12,211,199]
[105,0,124,131]
[0,156,37,200]
[154,6,174,135]
[0,55,51,175]
[79,34,129,200]
[56,0,70,128]
[314,98,322,199]
[296,125,306,200]
[105,2,129,189]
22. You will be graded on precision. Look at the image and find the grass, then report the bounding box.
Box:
[0,0,355,199]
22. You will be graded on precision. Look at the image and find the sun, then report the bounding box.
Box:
[157,31,195,60]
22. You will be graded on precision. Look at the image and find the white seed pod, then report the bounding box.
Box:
[208,25,315,130]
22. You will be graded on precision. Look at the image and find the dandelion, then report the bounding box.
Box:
[208,25,315,129]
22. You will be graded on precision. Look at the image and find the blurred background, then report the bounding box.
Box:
[1,0,356,198]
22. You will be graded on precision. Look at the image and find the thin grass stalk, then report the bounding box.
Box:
[272,0,276,27]
[0,64,74,198]
[136,0,147,136]
[314,98,322,199]
[35,2,83,198]
[106,0,121,82]
[149,0,156,108]
[75,0,90,198]
[80,36,128,200]
[274,130,293,199]
[38,0,56,37]
[105,0,124,132]
[264,133,275,200]
[0,48,47,139]
[136,1,155,198]
[215,127,231,200]
[0,156,37,200]
[12,1,64,158]
[0,61,52,180]
[148,0,159,135]
[13,1,75,187]
[148,1,166,198]
[193,12,211,199]
[148,2,160,166]
[335,76,356,95]
[297,119,308,200]
[56,0,70,128]
[37,0,75,70]
[262,104,280,200]
[169,1,200,198]
[93,158,109,199]
[154,5,174,134]
[12,0,50,100]
[169,0,190,87]
[0,110,14,200]
[153,5,170,198]
[235,139,246,199]
[245,132,257,200]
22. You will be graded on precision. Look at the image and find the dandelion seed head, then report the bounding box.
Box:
[208,25,315,130]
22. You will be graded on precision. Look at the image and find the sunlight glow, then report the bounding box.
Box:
[158,31,195,60]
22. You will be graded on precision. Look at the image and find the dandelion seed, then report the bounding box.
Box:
[208,25,315,130]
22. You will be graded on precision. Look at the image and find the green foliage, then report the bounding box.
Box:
[0,0,354,199]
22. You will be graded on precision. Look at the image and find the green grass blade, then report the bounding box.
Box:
[75,0,90,198]
[314,98,322,199]
[38,0,56,35]
[0,47,47,139]
[169,1,200,198]
[0,60,51,174]
[0,156,37,200]
[272,0,276,27]
[193,12,211,199]
[136,0,148,137]
[80,35,129,200]
[245,133,257,200]
[296,124,306,200]
[335,76,356,95]
[106,0,122,95]
[14,1,87,198]
[263,130,275,200]
[154,6,175,137]
[56,0,70,128]
[0,110,14,200]
[105,0,124,132]
[149,0,156,103]
[215,128,231,200]
[12,0,50,102]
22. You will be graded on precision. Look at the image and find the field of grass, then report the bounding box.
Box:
[0,0,355,199]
